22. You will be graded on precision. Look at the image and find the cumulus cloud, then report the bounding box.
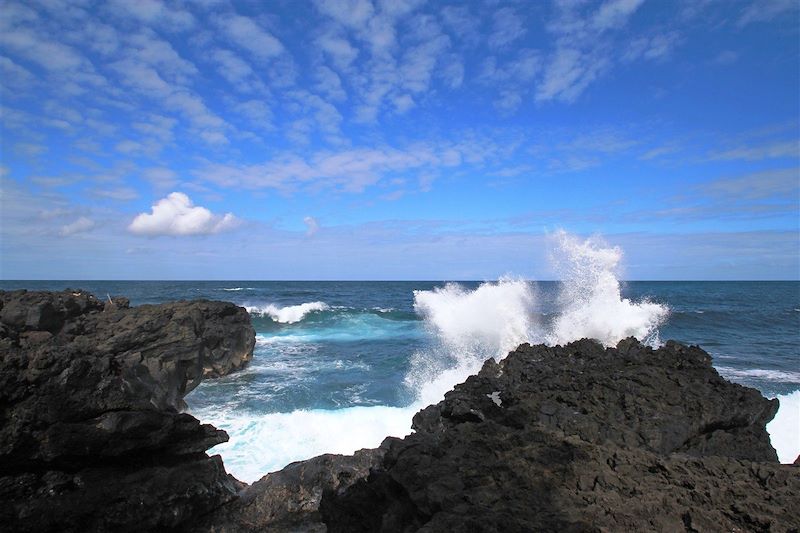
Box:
[60,216,95,236]
[304,216,320,236]
[128,192,239,236]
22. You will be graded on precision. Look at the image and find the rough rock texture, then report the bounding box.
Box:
[321,339,800,532]
[0,289,255,533]
[194,448,385,532]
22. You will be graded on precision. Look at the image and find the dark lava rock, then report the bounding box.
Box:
[0,289,255,533]
[321,339,800,532]
[194,448,386,532]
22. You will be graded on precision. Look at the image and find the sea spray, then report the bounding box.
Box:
[407,277,537,406]
[546,231,668,347]
[406,232,669,407]
[767,390,800,464]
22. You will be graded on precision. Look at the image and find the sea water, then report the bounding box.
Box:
[3,239,798,480]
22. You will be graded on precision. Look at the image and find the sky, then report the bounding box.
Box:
[0,0,798,280]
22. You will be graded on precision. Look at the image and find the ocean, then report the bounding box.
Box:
[2,277,798,482]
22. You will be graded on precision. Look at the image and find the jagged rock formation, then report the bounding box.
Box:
[320,339,799,532]
[194,448,385,532]
[0,290,255,533]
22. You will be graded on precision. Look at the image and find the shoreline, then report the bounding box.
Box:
[1,289,798,531]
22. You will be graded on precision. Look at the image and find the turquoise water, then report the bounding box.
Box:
[2,280,798,478]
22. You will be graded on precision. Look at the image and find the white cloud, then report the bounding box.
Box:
[488,7,526,49]
[218,14,284,60]
[536,0,645,103]
[60,216,95,236]
[537,48,609,103]
[317,33,359,68]
[0,27,85,71]
[304,216,320,236]
[315,66,347,101]
[592,0,645,32]
[315,0,375,31]
[195,137,508,194]
[107,0,195,30]
[738,0,798,27]
[129,192,239,236]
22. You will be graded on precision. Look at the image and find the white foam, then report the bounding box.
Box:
[246,301,329,323]
[767,390,800,464]
[546,231,668,347]
[197,405,416,483]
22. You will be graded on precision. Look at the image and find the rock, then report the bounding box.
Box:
[194,448,385,532]
[321,338,800,532]
[0,290,256,533]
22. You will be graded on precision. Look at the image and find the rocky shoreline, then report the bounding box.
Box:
[1,290,797,532]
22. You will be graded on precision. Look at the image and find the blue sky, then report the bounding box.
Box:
[1,0,798,280]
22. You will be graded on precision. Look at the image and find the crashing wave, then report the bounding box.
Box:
[246,301,329,323]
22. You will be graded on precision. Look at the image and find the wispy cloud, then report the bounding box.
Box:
[708,140,799,161]
[60,216,95,236]
[195,137,504,194]
[738,0,799,27]
[699,168,799,200]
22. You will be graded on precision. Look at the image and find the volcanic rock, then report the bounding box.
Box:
[0,289,255,532]
[194,448,385,532]
[320,339,800,532]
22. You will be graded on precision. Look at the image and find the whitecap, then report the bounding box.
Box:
[246,301,329,323]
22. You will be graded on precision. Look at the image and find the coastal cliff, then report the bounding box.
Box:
[1,290,797,532]
[0,290,255,532]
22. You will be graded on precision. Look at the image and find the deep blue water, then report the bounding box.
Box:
[2,280,798,477]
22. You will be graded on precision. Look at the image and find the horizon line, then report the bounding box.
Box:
[2,279,798,283]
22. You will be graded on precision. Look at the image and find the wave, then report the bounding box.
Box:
[716,366,800,384]
[406,232,669,406]
[220,287,256,291]
[767,390,800,463]
[192,405,415,483]
[246,301,329,323]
